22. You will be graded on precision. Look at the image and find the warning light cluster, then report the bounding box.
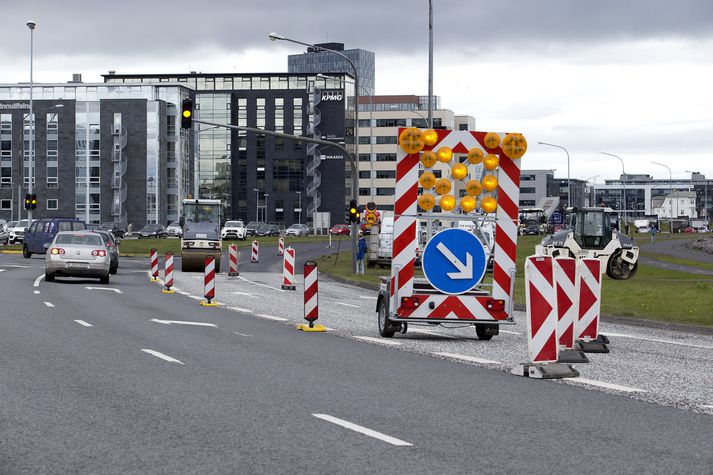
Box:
[398,128,526,214]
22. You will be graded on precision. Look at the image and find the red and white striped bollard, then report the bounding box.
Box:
[574,258,608,353]
[228,244,239,276]
[281,247,296,290]
[251,240,259,263]
[150,248,159,282]
[277,237,285,256]
[200,255,218,307]
[163,252,174,294]
[297,260,325,332]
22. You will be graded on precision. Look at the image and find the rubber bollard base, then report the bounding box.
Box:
[162,289,175,294]
[200,300,219,307]
[575,340,610,353]
[281,285,296,290]
[296,323,326,332]
[511,362,580,379]
[557,349,589,364]
[228,272,239,276]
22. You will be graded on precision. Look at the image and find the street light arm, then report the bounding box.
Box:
[538,141,571,208]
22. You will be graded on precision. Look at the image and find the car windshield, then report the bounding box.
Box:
[141,225,159,231]
[184,203,220,224]
[17,220,29,227]
[225,221,242,227]
[56,233,103,246]
[169,221,180,227]
[288,225,301,229]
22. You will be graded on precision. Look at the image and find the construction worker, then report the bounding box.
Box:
[356,231,367,275]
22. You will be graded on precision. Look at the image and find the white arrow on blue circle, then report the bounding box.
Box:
[436,242,473,279]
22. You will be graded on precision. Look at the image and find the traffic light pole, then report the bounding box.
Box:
[192,119,359,274]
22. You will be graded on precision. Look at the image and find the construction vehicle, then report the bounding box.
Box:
[537,207,639,280]
[180,199,222,273]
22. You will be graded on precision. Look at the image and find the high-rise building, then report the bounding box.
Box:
[288,43,375,95]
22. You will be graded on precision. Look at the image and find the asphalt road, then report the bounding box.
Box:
[0,252,711,473]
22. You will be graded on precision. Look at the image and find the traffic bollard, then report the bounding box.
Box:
[277,237,285,256]
[162,252,174,294]
[281,247,296,290]
[574,258,608,353]
[150,248,159,282]
[251,240,259,263]
[200,255,219,307]
[228,244,239,276]
[296,260,325,332]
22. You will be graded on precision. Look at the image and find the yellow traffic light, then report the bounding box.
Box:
[481,196,497,213]
[482,174,498,192]
[451,163,468,180]
[467,148,484,164]
[440,194,456,211]
[484,132,500,149]
[460,196,477,213]
[418,193,436,211]
[399,128,425,154]
[420,150,437,168]
[419,171,436,189]
[436,146,453,163]
[483,154,499,170]
[422,129,439,146]
[434,178,451,195]
[466,179,483,196]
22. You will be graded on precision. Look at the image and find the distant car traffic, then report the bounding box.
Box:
[8,219,30,244]
[45,231,111,284]
[101,222,126,239]
[256,223,281,237]
[285,224,309,237]
[698,226,709,233]
[137,224,168,239]
[245,221,261,237]
[522,223,541,235]
[166,221,183,237]
[23,218,87,258]
[92,230,120,274]
[221,220,246,240]
[0,219,8,244]
[329,224,350,236]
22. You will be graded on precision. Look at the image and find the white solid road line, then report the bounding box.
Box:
[33,290,40,295]
[237,275,286,292]
[1,264,29,268]
[409,329,457,339]
[234,332,253,337]
[499,329,522,335]
[0,269,6,272]
[359,296,378,300]
[699,404,713,409]
[43,302,55,308]
[175,290,190,295]
[232,291,258,298]
[228,306,253,313]
[354,336,401,346]
[150,318,217,327]
[85,286,123,294]
[602,331,713,350]
[433,352,501,365]
[189,295,204,300]
[255,314,288,322]
[569,377,646,393]
[74,320,93,327]
[335,302,361,308]
[141,349,184,365]
[33,274,44,287]
[312,414,413,447]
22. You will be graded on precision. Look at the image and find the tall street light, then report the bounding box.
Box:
[599,152,626,222]
[26,20,36,223]
[264,193,269,223]
[269,32,360,273]
[296,191,302,225]
[538,142,570,207]
[253,188,260,222]
[652,161,674,231]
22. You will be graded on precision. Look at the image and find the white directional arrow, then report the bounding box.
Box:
[436,242,473,280]
[150,319,217,328]
[85,286,123,294]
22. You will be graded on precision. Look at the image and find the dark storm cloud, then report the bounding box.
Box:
[2,0,712,60]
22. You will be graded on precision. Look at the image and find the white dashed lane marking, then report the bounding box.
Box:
[74,320,93,327]
[141,349,184,365]
[312,414,413,447]
[433,352,501,365]
[568,378,646,393]
[43,302,54,308]
[255,314,288,322]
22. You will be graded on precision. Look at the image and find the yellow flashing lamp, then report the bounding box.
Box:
[434,178,451,195]
[399,128,425,154]
[482,174,498,192]
[483,154,499,171]
[420,150,437,168]
[481,196,498,213]
[440,194,456,211]
[483,132,500,150]
[460,196,477,213]
[501,133,528,159]
[423,129,439,147]
[419,171,436,189]
[451,163,468,180]
[418,193,436,211]
[467,148,484,164]
[436,146,453,163]
[466,179,483,196]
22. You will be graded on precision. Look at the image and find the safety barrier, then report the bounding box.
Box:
[251,240,259,263]
[297,260,325,332]
[150,248,159,282]
[228,244,239,276]
[575,258,608,353]
[200,255,218,307]
[278,237,285,256]
[163,252,174,294]
[281,247,296,290]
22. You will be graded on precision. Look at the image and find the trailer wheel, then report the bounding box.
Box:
[377,299,395,338]
[476,324,496,341]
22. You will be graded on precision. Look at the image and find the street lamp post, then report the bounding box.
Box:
[264,193,269,223]
[296,191,302,225]
[652,161,674,232]
[270,32,360,273]
[253,188,260,222]
[538,142,570,208]
[599,152,626,224]
[26,20,36,223]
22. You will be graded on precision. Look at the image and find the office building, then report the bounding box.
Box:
[288,43,375,95]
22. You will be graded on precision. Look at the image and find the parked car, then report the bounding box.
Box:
[91,230,120,274]
[45,231,111,284]
[256,223,281,237]
[522,223,541,235]
[285,224,309,237]
[329,224,351,236]
[245,221,261,237]
[0,219,8,244]
[137,224,168,239]
[23,218,87,258]
[8,219,30,244]
[221,220,247,240]
[697,226,709,233]
[101,222,126,239]
[166,221,183,237]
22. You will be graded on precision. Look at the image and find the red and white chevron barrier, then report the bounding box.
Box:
[278,237,285,256]
[554,257,577,350]
[201,255,218,307]
[251,240,259,263]
[163,252,174,294]
[150,248,159,282]
[281,247,296,290]
[576,258,602,341]
[228,244,239,276]
[297,260,325,332]
[524,255,558,363]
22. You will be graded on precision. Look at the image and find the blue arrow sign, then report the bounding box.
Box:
[422,228,488,295]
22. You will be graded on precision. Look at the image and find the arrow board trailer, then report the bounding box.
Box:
[376,128,526,340]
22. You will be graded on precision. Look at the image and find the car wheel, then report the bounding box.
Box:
[377,299,395,338]
[45,271,55,282]
[22,244,31,259]
[110,263,118,275]
[100,274,110,285]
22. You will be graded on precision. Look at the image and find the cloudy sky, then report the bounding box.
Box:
[2,0,712,182]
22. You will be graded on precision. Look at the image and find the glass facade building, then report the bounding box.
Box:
[288,43,375,96]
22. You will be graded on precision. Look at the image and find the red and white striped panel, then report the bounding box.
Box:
[278,237,285,256]
[396,294,507,321]
[525,255,558,363]
[282,247,295,290]
[251,240,259,263]
[204,256,216,301]
[304,261,319,323]
[228,244,239,276]
[554,257,577,350]
[150,248,159,279]
[164,252,174,290]
[576,258,602,342]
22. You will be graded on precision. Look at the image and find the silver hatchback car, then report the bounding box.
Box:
[45,231,111,284]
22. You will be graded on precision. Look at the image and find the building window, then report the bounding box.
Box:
[376,153,396,162]
[358,119,370,127]
[274,97,284,133]
[0,113,11,188]
[520,187,536,194]
[375,170,396,179]
[519,200,535,207]
[46,112,59,188]
[358,154,371,162]
[458,123,469,131]
[0,199,11,210]
[256,98,266,129]
[359,171,370,179]
[521,175,535,181]
[47,199,58,210]
[376,118,407,127]
[358,136,371,144]
[376,188,395,196]
[359,188,371,196]
[376,136,397,145]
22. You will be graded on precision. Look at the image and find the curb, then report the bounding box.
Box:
[319,269,381,292]
[0,250,22,254]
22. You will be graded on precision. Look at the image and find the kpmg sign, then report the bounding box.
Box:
[320,90,343,102]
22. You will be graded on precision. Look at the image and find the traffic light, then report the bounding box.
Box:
[348,199,360,223]
[30,193,37,210]
[181,99,193,129]
[24,193,31,210]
